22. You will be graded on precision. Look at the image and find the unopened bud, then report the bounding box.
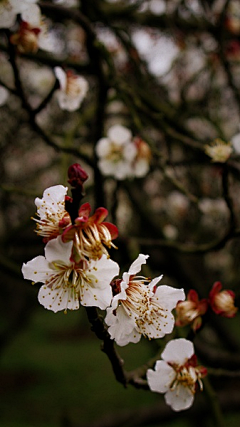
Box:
[68,163,88,188]
[209,281,238,318]
[175,289,208,332]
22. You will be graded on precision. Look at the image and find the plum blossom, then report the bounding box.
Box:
[209,281,238,318]
[62,202,118,262]
[54,67,89,111]
[175,289,208,331]
[147,338,207,411]
[33,185,71,242]
[96,125,151,180]
[204,138,233,163]
[105,254,185,346]
[22,236,119,312]
[0,0,38,29]
[96,124,137,180]
[10,21,41,53]
[10,4,55,53]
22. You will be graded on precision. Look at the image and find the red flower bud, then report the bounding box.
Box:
[68,163,88,188]
[175,289,208,332]
[209,281,238,318]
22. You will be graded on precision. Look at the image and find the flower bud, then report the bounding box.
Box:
[175,289,208,332]
[68,163,88,188]
[209,281,238,318]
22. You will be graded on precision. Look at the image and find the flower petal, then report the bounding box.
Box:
[80,255,119,309]
[22,255,53,283]
[77,202,91,221]
[38,284,79,313]
[128,254,149,276]
[147,361,175,393]
[165,386,194,411]
[44,236,73,265]
[35,185,68,213]
[105,305,141,346]
[107,124,132,145]
[90,207,108,224]
[161,338,194,365]
[154,285,185,311]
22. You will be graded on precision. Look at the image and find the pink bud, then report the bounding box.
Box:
[209,281,238,318]
[68,163,88,188]
[175,289,208,331]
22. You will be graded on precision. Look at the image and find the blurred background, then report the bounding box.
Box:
[1,0,240,426]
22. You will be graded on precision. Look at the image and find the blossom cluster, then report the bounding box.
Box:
[21,165,212,412]
[22,167,184,343]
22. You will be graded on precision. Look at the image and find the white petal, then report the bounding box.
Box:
[107,124,132,145]
[54,67,67,91]
[21,4,41,26]
[147,361,175,393]
[15,0,38,13]
[80,281,112,310]
[114,161,133,180]
[154,285,185,310]
[80,256,119,309]
[38,284,79,313]
[165,386,194,411]
[149,275,163,291]
[161,338,194,365]
[105,305,141,346]
[55,92,79,111]
[110,280,129,310]
[90,255,119,285]
[128,254,149,276]
[22,255,53,283]
[232,133,240,154]
[44,236,73,265]
[96,138,111,157]
[133,159,150,177]
[122,142,137,161]
[35,185,68,215]
[0,6,16,28]
[98,159,116,176]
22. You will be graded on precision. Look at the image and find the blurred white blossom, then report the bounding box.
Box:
[0,0,37,28]
[96,125,151,180]
[54,67,89,111]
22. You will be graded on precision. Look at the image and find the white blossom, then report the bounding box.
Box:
[147,338,207,411]
[0,0,37,28]
[54,67,89,111]
[22,236,119,312]
[33,185,71,242]
[21,4,55,52]
[96,124,137,180]
[105,254,185,346]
